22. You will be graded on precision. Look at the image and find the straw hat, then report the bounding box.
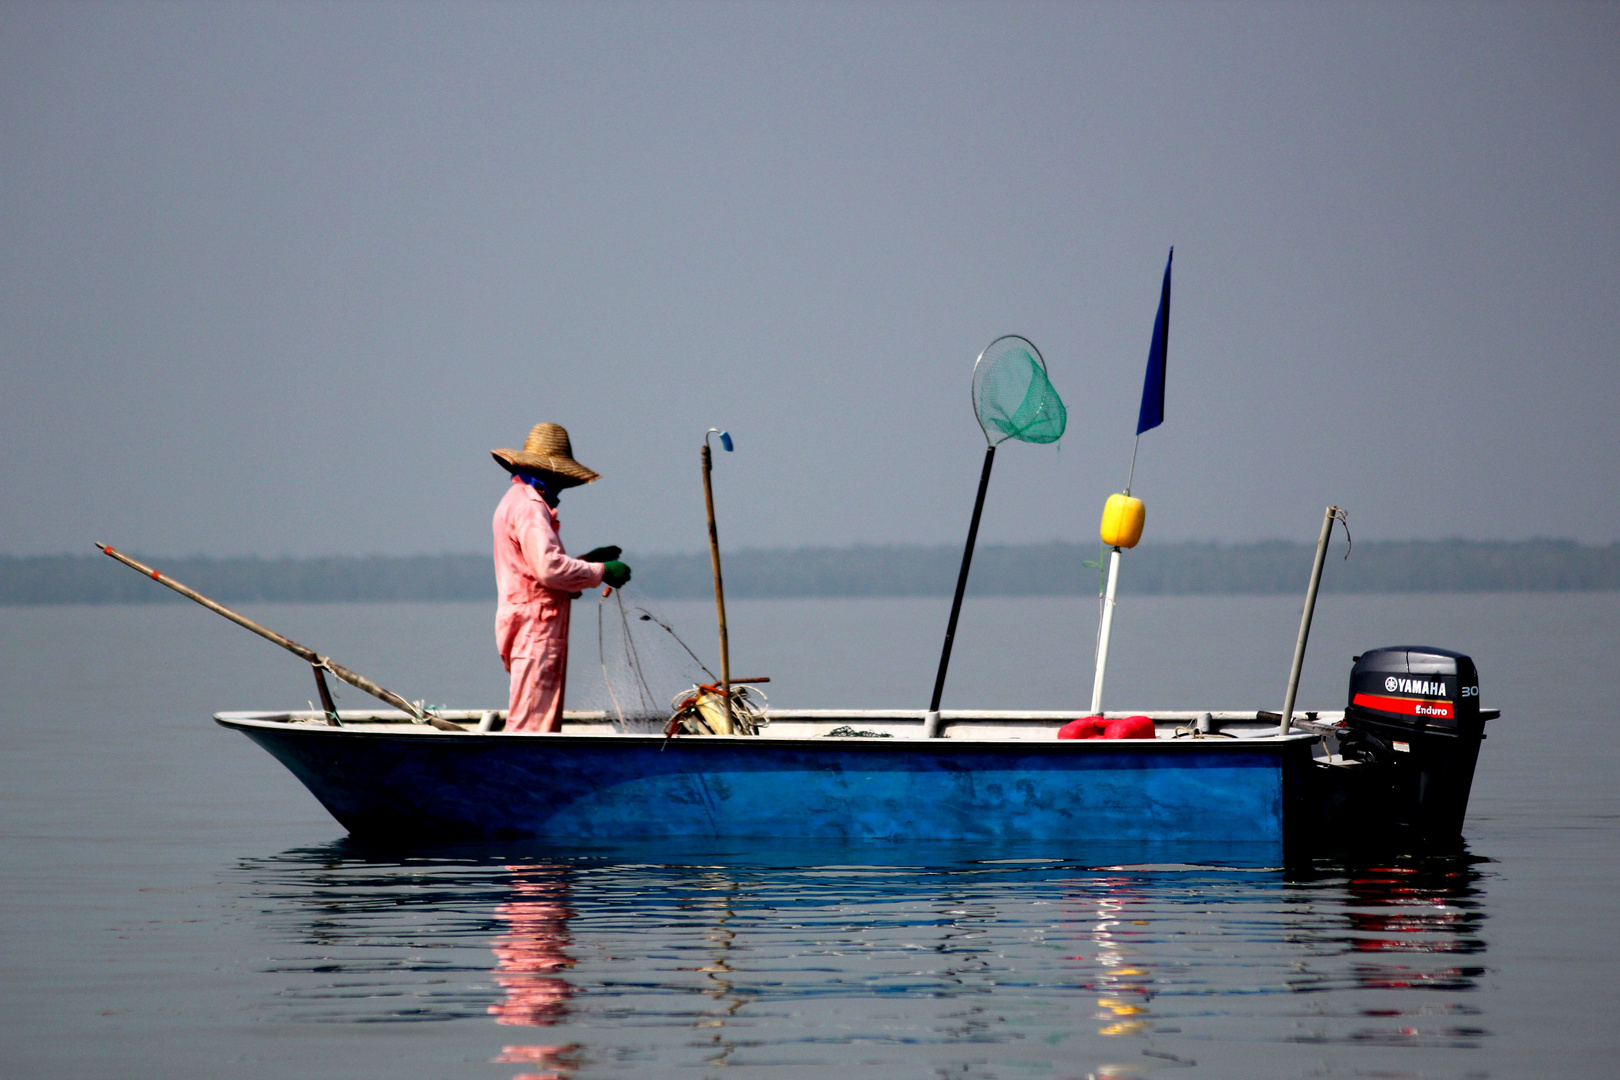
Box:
[491,423,600,488]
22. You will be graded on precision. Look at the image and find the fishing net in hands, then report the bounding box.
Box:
[592,587,768,735]
[593,587,714,732]
[971,335,1067,446]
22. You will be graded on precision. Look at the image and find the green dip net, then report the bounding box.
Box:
[971,335,1067,446]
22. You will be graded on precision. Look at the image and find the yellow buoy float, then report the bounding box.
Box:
[1099,493,1145,549]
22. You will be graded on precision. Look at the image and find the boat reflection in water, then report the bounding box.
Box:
[1282,853,1490,1055]
[1076,879,1159,1039]
[489,863,580,1080]
[1325,856,1490,1041]
[226,841,1491,1078]
[1061,852,1488,1080]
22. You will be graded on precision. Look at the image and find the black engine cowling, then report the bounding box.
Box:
[1337,646,1489,840]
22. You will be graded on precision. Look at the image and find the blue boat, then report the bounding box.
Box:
[216,708,1325,845]
[104,542,1490,852]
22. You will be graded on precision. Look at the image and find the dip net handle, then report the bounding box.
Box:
[928,444,996,715]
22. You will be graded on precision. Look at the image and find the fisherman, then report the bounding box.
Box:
[491,423,632,732]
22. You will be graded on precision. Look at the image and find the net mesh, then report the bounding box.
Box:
[971,335,1067,446]
[586,587,716,733]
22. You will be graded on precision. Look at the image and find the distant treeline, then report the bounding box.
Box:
[3,539,1617,605]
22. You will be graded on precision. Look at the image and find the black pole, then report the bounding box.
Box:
[929,444,997,713]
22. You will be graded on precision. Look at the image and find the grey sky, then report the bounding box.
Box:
[2,2,1616,558]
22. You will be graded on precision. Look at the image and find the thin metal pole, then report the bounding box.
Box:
[1089,547,1123,714]
[701,443,731,709]
[1278,506,1339,736]
[925,444,997,737]
[96,544,459,729]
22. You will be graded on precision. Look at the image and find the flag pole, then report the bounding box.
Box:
[1089,247,1171,717]
[1090,546,1123,714]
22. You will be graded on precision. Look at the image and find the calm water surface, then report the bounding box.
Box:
[2,592,1616,1078]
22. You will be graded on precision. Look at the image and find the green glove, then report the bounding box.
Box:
[601,560,632,589]
[579,545,622,563]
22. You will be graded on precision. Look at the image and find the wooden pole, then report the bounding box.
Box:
[95,544,461,730]
[1278,506,1339,736]
[701,444,731,719]
[925,444,996,738]
[312,664,341,727]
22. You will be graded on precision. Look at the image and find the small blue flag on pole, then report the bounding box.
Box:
[1136,247,1172,435]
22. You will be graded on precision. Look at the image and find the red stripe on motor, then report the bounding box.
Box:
[1352,693,1453,720]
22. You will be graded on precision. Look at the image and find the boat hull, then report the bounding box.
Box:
[221,717,1316,845]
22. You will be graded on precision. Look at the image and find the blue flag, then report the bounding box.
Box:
[1136,247,1172,435]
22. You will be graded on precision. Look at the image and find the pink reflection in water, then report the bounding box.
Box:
[489,864,578,1079]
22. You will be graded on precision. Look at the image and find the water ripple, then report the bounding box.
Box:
[222,842,1494,1077]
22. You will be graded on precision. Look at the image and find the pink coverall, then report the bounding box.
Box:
[493,477,606,732]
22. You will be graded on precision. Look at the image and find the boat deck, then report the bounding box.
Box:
[216,708,1339,742]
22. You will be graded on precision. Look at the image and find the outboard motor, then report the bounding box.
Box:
[1338,646,1490,840]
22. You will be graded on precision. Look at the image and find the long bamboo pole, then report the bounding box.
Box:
[700,443,731,712]
[1277,506,1339,736]
[95,544,461,731]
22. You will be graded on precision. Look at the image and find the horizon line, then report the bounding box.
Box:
[5,535,1616,562]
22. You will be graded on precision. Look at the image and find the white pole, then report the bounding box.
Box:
[1090,547,1123,714]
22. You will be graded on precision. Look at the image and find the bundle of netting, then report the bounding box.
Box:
[590,587,718,733]
[666,682,768,737]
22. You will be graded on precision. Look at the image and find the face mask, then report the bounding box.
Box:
[520,472,559,507]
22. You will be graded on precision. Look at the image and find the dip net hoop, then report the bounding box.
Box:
[971,335,1067,448]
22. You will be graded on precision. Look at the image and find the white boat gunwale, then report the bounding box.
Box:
[213,708,1328,746]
